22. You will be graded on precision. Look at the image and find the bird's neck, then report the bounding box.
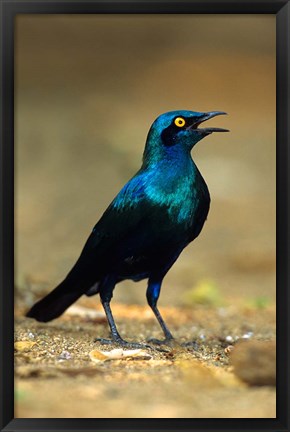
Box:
[141,143,198,196]
[142,132,193,172]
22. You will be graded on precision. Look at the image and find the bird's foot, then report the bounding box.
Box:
[94,337,116,345]
[181,341,199,349]
[94,337,151,350]
[147,337,176,347]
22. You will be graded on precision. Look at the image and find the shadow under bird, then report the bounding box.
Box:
[26,110,229,347]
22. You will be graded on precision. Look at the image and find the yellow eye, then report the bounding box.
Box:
[174,117,186,127]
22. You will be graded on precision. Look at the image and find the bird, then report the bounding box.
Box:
[26,110,228,347]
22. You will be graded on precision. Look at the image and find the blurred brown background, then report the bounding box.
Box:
[15,14,276,307]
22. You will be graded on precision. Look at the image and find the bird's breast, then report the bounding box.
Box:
[144,165,210,234]
[145,171,210,215]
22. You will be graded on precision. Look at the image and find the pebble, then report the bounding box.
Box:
[58,351,72,360]
[14,341,36,351]
[242,332,254,339]
[230,340,276,386]
[224,345,234,355]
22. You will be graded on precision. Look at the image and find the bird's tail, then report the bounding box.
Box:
[26,278,83,323]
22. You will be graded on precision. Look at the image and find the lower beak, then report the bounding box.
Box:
[192,111,229,134]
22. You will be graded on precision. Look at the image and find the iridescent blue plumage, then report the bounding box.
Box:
[26,109,228,346]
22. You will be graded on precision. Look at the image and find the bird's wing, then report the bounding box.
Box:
[71,171,167,273]
[89,176,150,250]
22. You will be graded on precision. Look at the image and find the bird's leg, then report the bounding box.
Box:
[95,288,150,349]
[100,300,123,343]
[146,279,174,345]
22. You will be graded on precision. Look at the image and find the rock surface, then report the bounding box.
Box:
[230,340,276,386]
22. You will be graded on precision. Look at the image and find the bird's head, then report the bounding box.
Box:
[143,110,228,165]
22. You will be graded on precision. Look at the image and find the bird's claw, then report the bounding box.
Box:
[181,341,199,349]
[94,337,151,350]
[147,337,175,347]
[94,337,115,345]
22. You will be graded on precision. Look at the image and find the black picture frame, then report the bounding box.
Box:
[0,0,289,431]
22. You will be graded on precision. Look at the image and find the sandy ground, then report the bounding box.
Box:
[15,300,276,418]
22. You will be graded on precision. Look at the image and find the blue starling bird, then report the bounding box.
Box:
[26,110,228,346]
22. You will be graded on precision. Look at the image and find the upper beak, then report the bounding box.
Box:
[190,111,229,133]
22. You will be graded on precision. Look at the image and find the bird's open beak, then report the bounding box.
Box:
[189,111,229,134]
